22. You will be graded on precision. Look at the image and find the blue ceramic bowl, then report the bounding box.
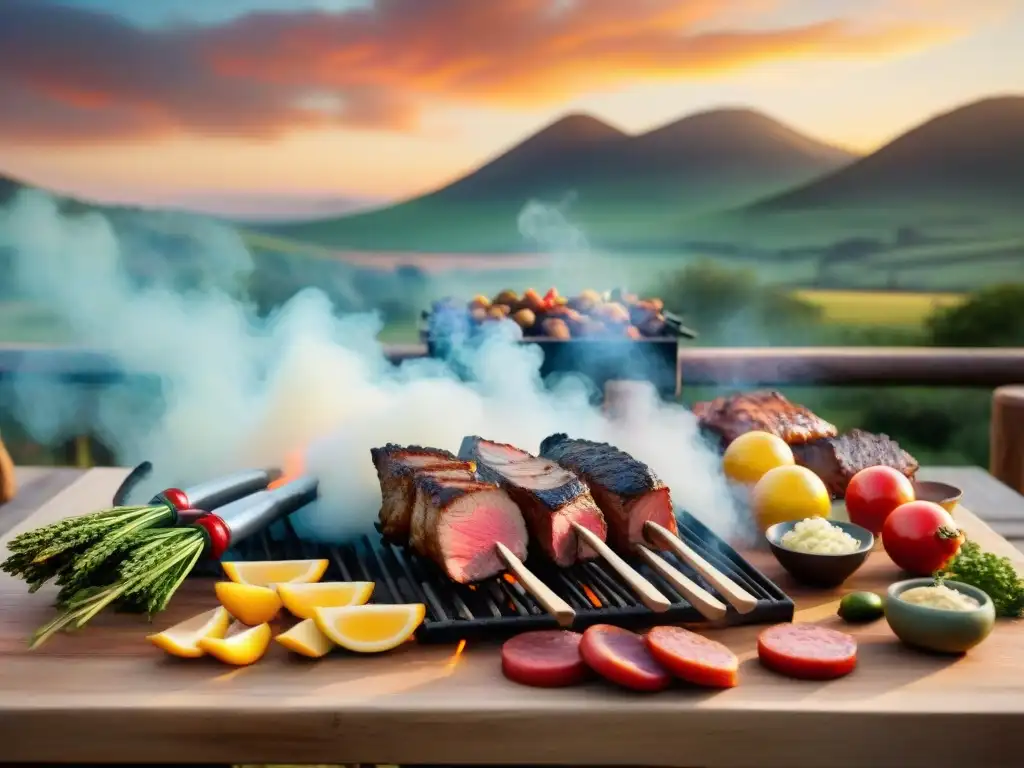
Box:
[765,519,874,588]
[885,578,996,654]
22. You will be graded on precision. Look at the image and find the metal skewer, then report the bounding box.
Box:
[571,522,672,613]
[644,520,758,614]
[495,543,576,628]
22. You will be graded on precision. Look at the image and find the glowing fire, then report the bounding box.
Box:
[446,639,467,671]
[581,585,602,608]
[269,450,305,489]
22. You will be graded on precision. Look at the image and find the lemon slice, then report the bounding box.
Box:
[215,581,282,625]
[221,559,328,587]
[275,618,335,658]
[197,622,273,666]
[314,604,426,653]
[277,581,374,619]
[147,607,231,659]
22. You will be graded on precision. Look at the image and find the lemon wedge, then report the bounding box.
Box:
[197,622,273,666]
[214,581,282,625]
[275,618,335,658]
[277,581,374,619]
[221,559,329,587]
[146,607,231,659]
[314,603,426,654]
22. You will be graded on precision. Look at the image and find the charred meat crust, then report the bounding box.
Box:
[459,435,592,513]
[694,390,839,445]
[792,429,920,498]
[539,433,665,497]
[370,443,458,470]
[539,433,678,550]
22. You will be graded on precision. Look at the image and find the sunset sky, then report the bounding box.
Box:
[0,0,1022,215]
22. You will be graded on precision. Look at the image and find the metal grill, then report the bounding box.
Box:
[192,510,793,643]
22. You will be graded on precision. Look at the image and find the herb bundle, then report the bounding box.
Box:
[27,476,319,648]
[1,468,278,596]
[935,540,1024,618]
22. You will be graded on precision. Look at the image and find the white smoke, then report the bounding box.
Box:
[0,190,737,542]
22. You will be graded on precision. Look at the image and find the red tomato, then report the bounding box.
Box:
[845,466,915,534]
[881,500,964,575]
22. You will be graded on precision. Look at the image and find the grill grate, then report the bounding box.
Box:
[193,511,793,643]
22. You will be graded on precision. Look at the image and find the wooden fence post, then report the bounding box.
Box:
[990,385,1024,494]
[0,431,15,504]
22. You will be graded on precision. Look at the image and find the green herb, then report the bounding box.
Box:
[1,504,175,593]
[934,541,1024,618]
[29,526,207,649]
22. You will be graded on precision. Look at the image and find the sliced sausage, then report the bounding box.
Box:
[579,624,671,692]
[501,630,588,688]
[757,623,857,680]
[645,626,739,688]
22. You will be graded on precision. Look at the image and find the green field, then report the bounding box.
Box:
[795,289,964,327]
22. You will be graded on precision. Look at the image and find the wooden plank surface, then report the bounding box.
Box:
[0,466,85,538]
[0,467,1022,767]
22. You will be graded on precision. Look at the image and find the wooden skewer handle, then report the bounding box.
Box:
[644,521,759,615]
[636,545,727,621]
[495,543,576,628]
[570,523,672,613]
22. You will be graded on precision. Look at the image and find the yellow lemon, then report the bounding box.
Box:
[146,607,231,659]
[750,464,831,532]
[722,431,795,485]
[277,581,375,620]
[197,622,273,666]
[214,581,282,625]
[275,618,335,658]
[314,604,426,654]
[221,559,328,587]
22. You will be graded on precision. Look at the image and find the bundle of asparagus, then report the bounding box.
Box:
[1,467,279,601]
[30,475,319,648]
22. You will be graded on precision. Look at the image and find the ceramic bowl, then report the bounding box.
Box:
[912,480,963,514]
[885,578,996,654]
[765,519,874,588]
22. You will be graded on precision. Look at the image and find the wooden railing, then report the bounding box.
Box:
[3,344,1024,493]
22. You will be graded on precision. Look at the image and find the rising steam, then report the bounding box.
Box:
[0,190,738,541]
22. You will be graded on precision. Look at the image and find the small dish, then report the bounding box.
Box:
[912,480,963,514]
[765,519,874,588]
[885,578,995,654]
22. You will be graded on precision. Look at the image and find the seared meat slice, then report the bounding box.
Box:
[459,436,607,567]
[539,433,678,552]
[792,429,919,499]
[370,444,471,540]
[408,475,528,583]
[694,390,838,445]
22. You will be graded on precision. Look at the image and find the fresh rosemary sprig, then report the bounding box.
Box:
[29,526,207,649]
[1,504,175,592]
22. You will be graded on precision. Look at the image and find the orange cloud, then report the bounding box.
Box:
[0,0,970,143]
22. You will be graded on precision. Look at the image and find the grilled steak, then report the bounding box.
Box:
[407,474,528,584]
[792,429,920,499]
[694,390,838,445]
[370,444,472,540]
[539,433,678,552]
[460,436,608,567]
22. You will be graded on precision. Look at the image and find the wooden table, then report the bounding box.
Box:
[1,466,1023,767]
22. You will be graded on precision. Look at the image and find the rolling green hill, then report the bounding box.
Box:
[263,108,857,252]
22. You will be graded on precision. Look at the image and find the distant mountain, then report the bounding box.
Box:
[748,96,1024,211]
[266,108,857,251]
